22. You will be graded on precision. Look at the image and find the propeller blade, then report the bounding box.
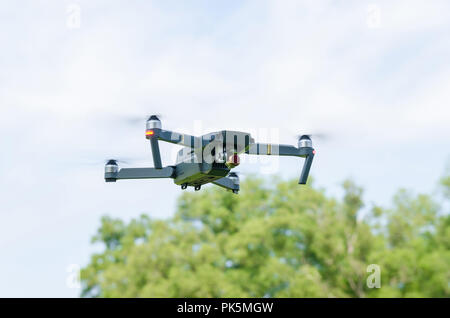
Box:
[294,132,330,142]
[296,133,328,139]
[78,156,144,166]
[123,113,165,125]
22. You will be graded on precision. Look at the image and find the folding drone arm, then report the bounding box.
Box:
[157,129,204,148]
[246,143,310,156]
[245,141,315,184]
[105,164,174,182]
[146,128,203,169]
[145,115,204,169]
[212,172,240,194]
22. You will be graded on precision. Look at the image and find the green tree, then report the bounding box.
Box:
[81,176,450,298]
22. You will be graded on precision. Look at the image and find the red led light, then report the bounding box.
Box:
[145,130,155,139]
[313,150,316,155]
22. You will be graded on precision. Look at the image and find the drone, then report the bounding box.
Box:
[104,115,315,194]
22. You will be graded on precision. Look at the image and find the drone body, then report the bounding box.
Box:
[105,116,315,194]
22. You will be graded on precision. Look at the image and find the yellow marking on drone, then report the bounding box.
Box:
[267,144,271,155]
[181,135,184,144]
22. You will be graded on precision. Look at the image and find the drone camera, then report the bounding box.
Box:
[225,153,240,168]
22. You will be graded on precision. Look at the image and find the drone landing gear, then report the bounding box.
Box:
[181,184,201,191]
[232,189,239,194]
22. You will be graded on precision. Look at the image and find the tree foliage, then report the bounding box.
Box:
[81,176,450,298]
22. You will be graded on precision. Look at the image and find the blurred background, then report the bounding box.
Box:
[0,0,449,297]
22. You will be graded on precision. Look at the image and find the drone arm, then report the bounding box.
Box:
[105,166,175,182]
[212,177,239,192]
[245,143,315,184]
[157,129,203,148]
[245,143,310,157]
[299,151,314,184]
[149,138,163,169]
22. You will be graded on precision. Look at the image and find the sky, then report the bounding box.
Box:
[0,0,449,297]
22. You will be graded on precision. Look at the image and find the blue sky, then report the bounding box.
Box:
[0,0,449,297]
